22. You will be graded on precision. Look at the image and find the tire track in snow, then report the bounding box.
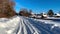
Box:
[17,16,55,34]
[19,17,34,34]
[21,19,28,34]
[17,19,23,34]
[22,17,41,34]
[27,18,55,34]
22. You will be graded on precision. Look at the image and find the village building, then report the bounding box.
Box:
[54,13,60,17]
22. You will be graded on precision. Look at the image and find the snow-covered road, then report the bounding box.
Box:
[0,16,60,34]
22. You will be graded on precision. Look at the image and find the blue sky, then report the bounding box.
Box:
[14,0,60,14]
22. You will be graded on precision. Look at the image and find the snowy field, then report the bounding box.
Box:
[0,16,60,34]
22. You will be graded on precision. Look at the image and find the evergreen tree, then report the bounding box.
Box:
[47,9,54,17]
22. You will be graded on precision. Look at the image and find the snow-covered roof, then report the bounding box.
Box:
[54,13,60,16]
[56,13,60,16]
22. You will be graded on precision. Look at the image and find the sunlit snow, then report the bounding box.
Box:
[0,16,60,34]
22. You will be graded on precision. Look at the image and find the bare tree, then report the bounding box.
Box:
[0,0,16,18]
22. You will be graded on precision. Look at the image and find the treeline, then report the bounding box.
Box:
[40,9,54,17]
[0,0,59,18]
[19,9,32,17]
[0,0,32,18]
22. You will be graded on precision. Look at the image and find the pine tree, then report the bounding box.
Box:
[47,9,54,17]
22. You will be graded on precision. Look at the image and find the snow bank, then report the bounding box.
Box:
[0,16,20,34]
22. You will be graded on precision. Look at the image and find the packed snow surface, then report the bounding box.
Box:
[0,16,60,34]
